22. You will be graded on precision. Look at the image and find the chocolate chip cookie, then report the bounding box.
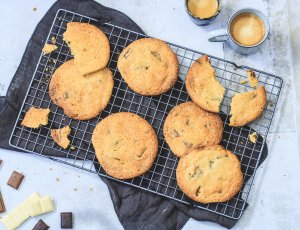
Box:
[163,102,223,157]
[117,38,178,96]
[92,112,158,179]
[176,145,243,203]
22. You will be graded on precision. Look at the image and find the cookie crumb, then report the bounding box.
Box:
[246,70,258,88]
[70,145,76,150]
[248,132,257,143]
[51,36,56,45]
[56,177,60,182]
[89,187,93,192]
[240,79,247,84]
[51,126,71,149]
[33,7,37,12]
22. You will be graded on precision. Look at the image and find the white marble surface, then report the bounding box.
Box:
[0,0,299,229]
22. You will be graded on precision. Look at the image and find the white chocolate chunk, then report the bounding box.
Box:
[0,193,40,229]
[21,192,41,217]
[0,214,17,230]
[29,200,43,217]
[9,208,25,226]
[40,196,54,213]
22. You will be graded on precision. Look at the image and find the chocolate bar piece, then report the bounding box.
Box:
[61,212,73,229]
[32,219,49,230]
[0,192,6,213]
[7,171,24,190]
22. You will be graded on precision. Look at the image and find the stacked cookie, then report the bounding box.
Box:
[49,22,114,120]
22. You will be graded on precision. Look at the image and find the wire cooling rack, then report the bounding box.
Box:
[9,9,282,219]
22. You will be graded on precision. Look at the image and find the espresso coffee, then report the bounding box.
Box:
[230,13,265,46]
[188,0,219,19]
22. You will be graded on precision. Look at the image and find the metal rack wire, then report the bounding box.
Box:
[9,9,283,219]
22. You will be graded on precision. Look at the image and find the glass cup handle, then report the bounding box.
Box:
[208,29,228,42]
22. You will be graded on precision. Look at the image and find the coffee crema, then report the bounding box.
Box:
[230,13,265,46]
[187,0,219,19]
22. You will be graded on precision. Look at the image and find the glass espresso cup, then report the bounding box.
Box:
[208,8,270,54]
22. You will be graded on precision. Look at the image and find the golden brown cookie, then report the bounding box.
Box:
[229,86,266,126]
[117,38,178,96]
[92,112,158,179]
[21,107,50,129]
[49,60,113,120]
[176,145,243,203]
[63,22,110,75]
[163,102,223,157]
[185,55,225,113]
[51,126,71,149]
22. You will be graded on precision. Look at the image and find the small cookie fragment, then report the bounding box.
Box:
[249,132,257,143]
[51,126,71,149]
[7,171,25,190]
[42,44,57,55]
[33,219,49,230]
[21,107,50,129]
[176,145,243,203]
[61,212,73,229]
[0,192,6,213]
[247,70,258,88]
[185,55,225,113]
[163,102,223,157]
[229,86,267,126]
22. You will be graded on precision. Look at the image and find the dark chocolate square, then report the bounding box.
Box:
[0,192,6,213]
[32,219,49,230]
[7,171,25,190]
[61,212,73,229]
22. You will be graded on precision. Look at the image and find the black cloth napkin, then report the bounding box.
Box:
[0,0,268,229]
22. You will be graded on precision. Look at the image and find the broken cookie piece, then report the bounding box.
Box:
[248,132,257,143]
[42,44,58,55]
[63,22,110,75]
[247,70,258,88]
[51,126,71,149]
[229,86,267,126]
[185,55,225,113]
[21,107,50,129]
